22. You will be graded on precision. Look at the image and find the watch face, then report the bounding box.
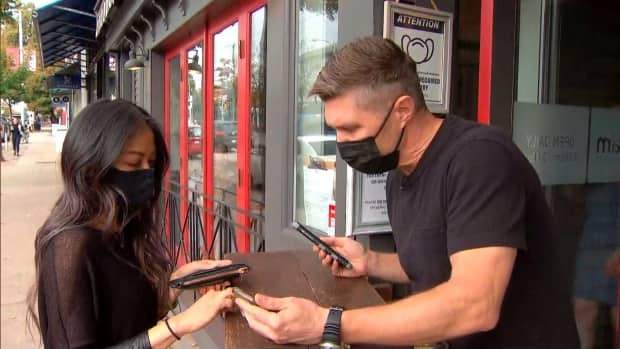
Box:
[319,343,341,349]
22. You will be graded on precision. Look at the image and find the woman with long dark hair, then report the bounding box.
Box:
[27,99,234,348]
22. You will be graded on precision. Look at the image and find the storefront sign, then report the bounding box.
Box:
[513,102,589,185]
[587,108,620,183]
[52,74,81,90]
[383,3,453,114]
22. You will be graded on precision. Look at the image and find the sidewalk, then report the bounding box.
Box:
[0,131,198,348]
[1,132,61,348]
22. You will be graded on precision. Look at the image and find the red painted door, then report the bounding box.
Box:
[206,0,266,254]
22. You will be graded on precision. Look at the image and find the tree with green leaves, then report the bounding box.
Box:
[1,2,55,118]
[0,0,18,25]
[0,51,30,117]
[24,70,52,115]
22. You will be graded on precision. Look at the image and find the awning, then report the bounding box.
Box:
[34,0,97,67]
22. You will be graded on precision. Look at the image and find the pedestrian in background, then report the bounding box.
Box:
[11,117,23,156]
[0,123,5,161]
[27,99,234,348]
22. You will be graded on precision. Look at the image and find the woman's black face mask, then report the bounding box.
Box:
[106,167,155,212]
[336,99,404,174]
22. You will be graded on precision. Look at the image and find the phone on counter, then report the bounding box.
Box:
[232,287,257,306]
[169,264,250,289]
[292,222,353,270]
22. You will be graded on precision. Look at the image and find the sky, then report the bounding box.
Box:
[30,0,59,10]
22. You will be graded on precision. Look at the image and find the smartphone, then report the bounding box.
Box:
[169,264,250,289]
[292,222,353,270]
[232,287,257,306]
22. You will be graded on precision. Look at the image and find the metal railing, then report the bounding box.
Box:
[162,180,265,265]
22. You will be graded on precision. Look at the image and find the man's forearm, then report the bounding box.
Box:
[340,280,497,345]
[366,251,410,284]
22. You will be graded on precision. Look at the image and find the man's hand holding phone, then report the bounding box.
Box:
[314,236,369,278]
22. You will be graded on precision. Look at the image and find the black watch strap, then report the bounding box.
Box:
[319,306,344,348]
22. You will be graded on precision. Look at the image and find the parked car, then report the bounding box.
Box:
[214,120,237,152]
[188,125,202,158]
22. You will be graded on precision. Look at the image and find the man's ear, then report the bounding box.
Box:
[393,95,416,127]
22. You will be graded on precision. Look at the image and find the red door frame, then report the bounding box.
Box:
[477,0,492,126]
[164,31,206,265]
[206,0,266,253]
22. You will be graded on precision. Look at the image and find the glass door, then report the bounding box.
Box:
[249,7,267,251]
[207,0,266,255]
[186,43,204,203]
[212,22,241,255]
[165,54,183,261]
[185,41,205,261]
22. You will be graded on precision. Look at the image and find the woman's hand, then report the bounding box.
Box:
[168,288,235,336]
[169,259,233,304]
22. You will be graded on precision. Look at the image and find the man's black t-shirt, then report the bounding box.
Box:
[386,115,579,348]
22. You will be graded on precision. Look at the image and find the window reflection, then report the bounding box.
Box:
[251,7,266,196]
[187,44,203,204]
[295,0,338,234]
[213,23,239,207]
[516,1,619,347]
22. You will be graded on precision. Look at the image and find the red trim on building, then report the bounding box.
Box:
[477,0,493,125]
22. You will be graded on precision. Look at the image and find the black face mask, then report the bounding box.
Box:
[106,167,155,211]
[337,100,404,174]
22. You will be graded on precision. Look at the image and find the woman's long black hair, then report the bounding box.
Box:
[27,99,172,333]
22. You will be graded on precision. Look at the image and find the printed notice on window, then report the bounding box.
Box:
[513,102,589,185]
[360,173,389,225]
[587,108,620,183]
[384,3,453,113]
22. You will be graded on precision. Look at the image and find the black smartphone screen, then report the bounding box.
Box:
[292,222,353,269]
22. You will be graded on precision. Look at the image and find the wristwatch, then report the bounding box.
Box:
[319,306,344,349]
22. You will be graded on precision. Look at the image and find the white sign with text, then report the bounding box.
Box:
[587,108,620,183]
[513,102,589,185]
[384,3,453,113]
[360,173,389,225]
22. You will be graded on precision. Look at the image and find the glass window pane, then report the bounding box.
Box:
[515,1,619,347]
[187,43,204,204]
[169,56,181,191]
[295,0,338,234]
[250,7,267,244]
[168,55,181,247]
[106,53,118,100]
[213,23,239,212]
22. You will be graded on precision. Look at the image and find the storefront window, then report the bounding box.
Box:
[294,0,338,234]
[106,54,117,100]
[250,7,267,230]
[168,55,182,245]
[187,43,203,203]
[213,23,239,208]
[515,1,619,347]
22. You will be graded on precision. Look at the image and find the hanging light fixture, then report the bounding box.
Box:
[124,45,146,71]
[188,49,202,73]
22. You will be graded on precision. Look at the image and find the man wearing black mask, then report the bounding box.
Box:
[235,36,579,348]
